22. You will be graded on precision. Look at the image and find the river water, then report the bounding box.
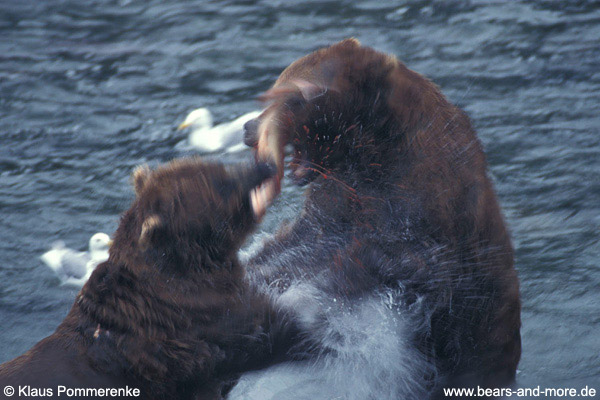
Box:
[1,0,598,394]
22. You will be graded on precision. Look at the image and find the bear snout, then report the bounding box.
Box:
[243,118,260,148]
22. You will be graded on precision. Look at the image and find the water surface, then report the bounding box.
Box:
[1,0,599,392]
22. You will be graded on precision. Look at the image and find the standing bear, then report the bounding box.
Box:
[238,39,521,399]
[0,158,290,400]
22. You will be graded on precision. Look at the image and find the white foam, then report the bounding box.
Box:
[229,288,435,400]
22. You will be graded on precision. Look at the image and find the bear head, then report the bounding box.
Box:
[129,158,274,267]
[244,38,425,188]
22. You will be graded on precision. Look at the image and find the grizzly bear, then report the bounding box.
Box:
[0,158,289,399]
[240,39,521,398]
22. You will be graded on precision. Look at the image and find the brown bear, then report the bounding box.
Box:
[0,158,290,399]
[240,39,521,398]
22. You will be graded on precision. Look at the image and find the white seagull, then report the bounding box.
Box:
[178,108,261,154]
[41,232,112,287]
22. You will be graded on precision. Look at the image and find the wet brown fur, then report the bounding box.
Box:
[0,158,286,399]
[245,39,521,395]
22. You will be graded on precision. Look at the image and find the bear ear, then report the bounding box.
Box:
[139,214,162,249]
[291,79,324,101]
[132,164,151,196]
[259,79,325,104]
[338,37,361,47]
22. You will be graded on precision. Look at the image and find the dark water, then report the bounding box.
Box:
[1,0,599,392]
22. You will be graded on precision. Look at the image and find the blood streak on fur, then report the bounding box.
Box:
[239,39,520,399]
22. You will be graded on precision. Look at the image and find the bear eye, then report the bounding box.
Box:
[284,95,306,112]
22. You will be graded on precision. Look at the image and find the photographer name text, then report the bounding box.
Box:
[3,385,140,397]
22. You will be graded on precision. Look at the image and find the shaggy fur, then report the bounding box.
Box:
[0,159,290,399]
[241,39,521,398]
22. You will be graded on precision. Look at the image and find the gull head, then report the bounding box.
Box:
[89,232,112,257]
[178,108,213,131]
